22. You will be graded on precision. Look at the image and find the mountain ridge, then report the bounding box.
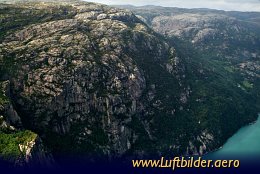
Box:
[0,0,259,166]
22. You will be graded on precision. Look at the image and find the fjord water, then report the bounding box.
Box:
[206,114,260,159]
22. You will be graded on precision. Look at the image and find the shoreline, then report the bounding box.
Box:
[202,113,260,157]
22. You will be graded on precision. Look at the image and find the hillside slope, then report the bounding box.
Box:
[115,4,260,155]
[0,1,259,165]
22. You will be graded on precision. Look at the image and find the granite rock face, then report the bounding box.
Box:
[0,1,193,162]
[121,5,260,77]
[1,1,259,166]
[116,5,260,156]
[0,81,54,167]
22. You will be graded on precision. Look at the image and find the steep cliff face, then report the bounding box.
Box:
[1,1,259,166]
[0,1,193,162]
[0,81,54,167]
[115,5,260,155]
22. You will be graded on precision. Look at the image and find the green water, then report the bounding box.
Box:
[206,114,260,159]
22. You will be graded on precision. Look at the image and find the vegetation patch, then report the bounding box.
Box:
[0,86,8,105]
[0,130,37,160]
[242,80,253,89]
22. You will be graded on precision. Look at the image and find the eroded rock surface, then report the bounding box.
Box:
[0,1,191,161]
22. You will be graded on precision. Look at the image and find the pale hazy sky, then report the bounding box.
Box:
[87,0,260,12]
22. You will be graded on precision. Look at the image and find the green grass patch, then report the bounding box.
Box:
[0,130,37,160]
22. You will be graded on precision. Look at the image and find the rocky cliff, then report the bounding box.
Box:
[113,5,260,156]
[119,5,260,78]
[0,0,190,163]
[0,81,54,167]
[0,0,259,166]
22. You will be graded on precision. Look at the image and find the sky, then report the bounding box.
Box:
[88,0,260,12]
